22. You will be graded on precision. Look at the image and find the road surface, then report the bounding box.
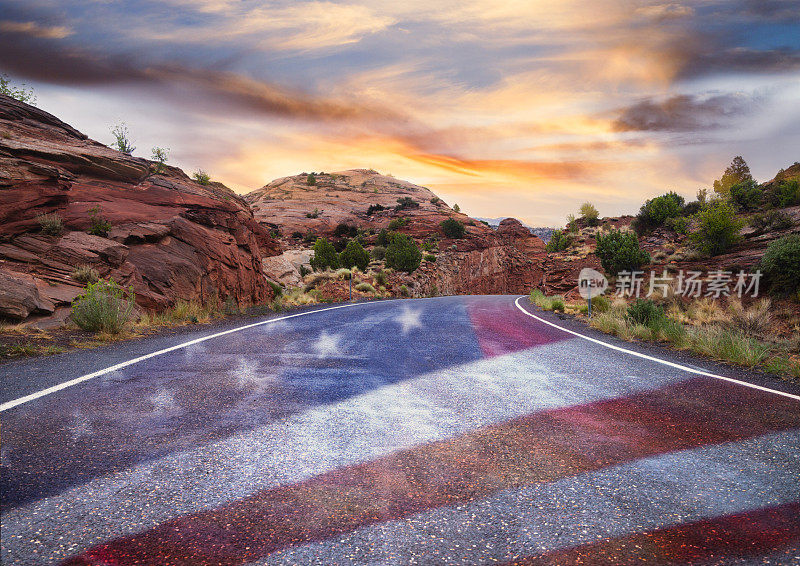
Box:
[1,295,799,565]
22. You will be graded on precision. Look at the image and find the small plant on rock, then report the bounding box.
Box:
[87,205,112,237]
[193,169,211,185]
[72,265,100,284]
[110,123,135,155]
[36,212,63,236]
[440,217,466,239]
[151,147,169,174]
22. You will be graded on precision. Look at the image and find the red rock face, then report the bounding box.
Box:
[0,94,279,324]
[246,170,546,295]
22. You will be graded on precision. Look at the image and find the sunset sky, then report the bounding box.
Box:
[2,0,799,226]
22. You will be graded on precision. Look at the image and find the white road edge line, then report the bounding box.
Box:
[0,301,386,413]
[514,296,800,403]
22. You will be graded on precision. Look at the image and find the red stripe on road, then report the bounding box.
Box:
[468,301,569,357]
[504,502,800,565]
[62,378,800,566]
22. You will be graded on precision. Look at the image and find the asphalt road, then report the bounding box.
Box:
[1,295,799,565]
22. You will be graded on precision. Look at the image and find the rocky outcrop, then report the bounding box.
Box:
[246,170,546,295]
[0,94,279,325]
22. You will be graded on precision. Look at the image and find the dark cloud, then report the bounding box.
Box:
[612,94,752,132]
[677,47,800,79]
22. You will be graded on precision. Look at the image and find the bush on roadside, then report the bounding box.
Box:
[339,239,370,271]
[689,201,743,256]
[71,279,135,333]
[355,282,375,293]
[372,270,387,287]
[594,229,650,275]
[385,233,422,273]
[760,234,800,294]
[627,299,665,326]
[310,237,340,271]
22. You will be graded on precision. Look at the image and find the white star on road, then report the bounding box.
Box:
[396,305,423,335]
[149,388,178,413]
[315,330,343,357]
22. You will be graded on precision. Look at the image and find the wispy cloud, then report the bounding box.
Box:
[0,19,72,39]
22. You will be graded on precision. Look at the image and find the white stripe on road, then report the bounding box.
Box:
[514,296,800,402]
[0,302,383,413]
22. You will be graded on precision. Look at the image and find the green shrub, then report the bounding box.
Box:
[635,191,685,230]
[750,210,792,234]
[566,214,578,233]
[713,156,752,197]
[334,223,358,238]
[72,265,100,284]
[545,229,572,252]
[71,279,135,333]
[399,284,410,297]
[376,228,390,246]
[303,231,316,243]
[689,201,743,256]
[193,169,210,185]
[292,231,303,240]
[385,233,422,273]
[528,290,565,312]
[580,202,600,226]
[305,208,321,219]
[453,203,460,213]
[307,173,316,186]
[395,197,419,211]
[440,217,466,239]
[627,299,665,326]
[367,204,385,215]
[267,280,283,297]
[430,197,440,204]
[0,74,36,104]
[424,254,437,262]
[371,245,386,260]
[770,179,800,208]
[339,239,370,271]
[590,295,611,313]
[310,237,340,271]
[151,147,169,174]
[355,282,375,293]
[761,235,800,294]
[664,216,689,234]
[36,212,63,236]
[336,268,352,280]
[729,179,761,211]
[299,265,311,277]
[373,270,387,286]
[388,217,410,230]
[594,229,650,274]
[87,205,111,237]
[110,123,135,155]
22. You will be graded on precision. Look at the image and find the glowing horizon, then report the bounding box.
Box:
[1,0,799,226]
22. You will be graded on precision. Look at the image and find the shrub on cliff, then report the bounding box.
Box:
[1,74,36,105]
[193,169,211,185]
[376,228,390,246]
[395,197,420,211]
[388,217,410,230]
[334,223,358,238]
[769,179,800,208]
[761,235,800,294]
[87,205,112,237]
[440,218,466,239]
[595,229,650,275]
[385,233,422,273]
[689,201,743,256]
[307,173,316,186]
[371,245,386,260]
[310,238,340,271]
[339,239,370,271]
[71,279,135,334]
[545,229,571,252]
[635,191,684,231]
[36,212,63,236]
[367,204,385,215]
[579,202,600,226]
[110,123,135,155]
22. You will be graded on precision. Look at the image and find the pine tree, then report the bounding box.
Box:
[713,156,753,197]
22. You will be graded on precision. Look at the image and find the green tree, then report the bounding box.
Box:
[594,229,650,275]
[689,201,744,256]
[440,217,466,239]
[452,203,460,213]
[376,228,390,247]
[339,239,370,271]
[635,191,685,230]
[110,123,135,155]
[729,179,762,211]
[713,156,753,197]
[193,169,211,185]
[307,173,316,186]
[385,233,422,273]
[545,229,572,252]
[310,238,340,271]
[0,74,36,105]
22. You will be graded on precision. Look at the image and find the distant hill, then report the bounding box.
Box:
[474,217,555,243]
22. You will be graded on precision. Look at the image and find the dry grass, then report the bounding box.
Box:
[726,298,772,335]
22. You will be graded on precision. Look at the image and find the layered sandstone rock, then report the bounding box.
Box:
[0,94,279,325]
[246,170,546,295]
